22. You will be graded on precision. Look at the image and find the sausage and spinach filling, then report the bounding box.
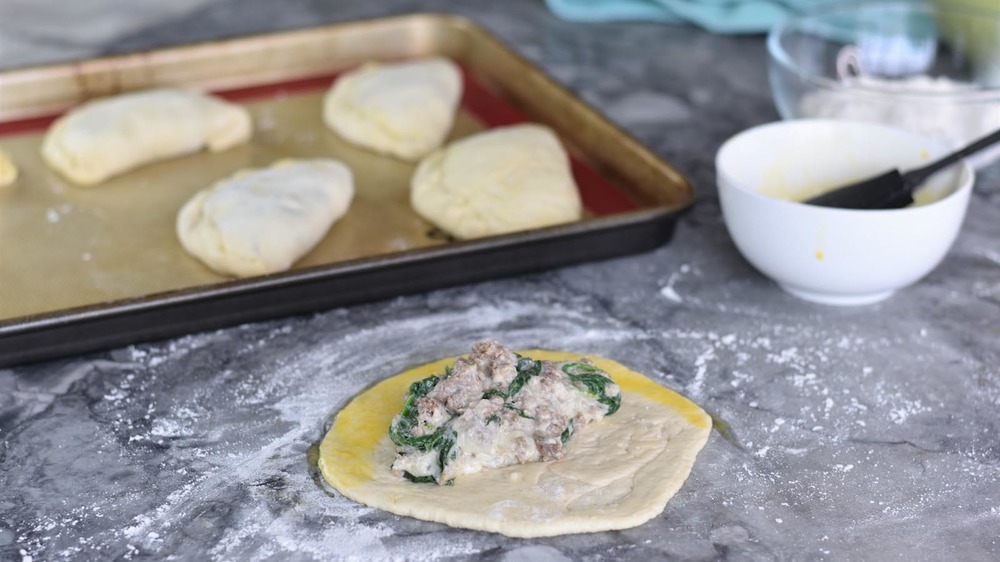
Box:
[389,341,621,485]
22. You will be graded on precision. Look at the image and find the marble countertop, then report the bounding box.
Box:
[2,1,998,561]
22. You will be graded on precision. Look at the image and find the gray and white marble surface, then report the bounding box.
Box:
[1,0,998,561]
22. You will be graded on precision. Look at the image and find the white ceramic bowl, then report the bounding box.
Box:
[716,119,974,306]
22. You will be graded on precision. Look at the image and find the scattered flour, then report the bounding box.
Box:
[660,285,682,304]
[659,263,693,304]
[11,299,647,561]
[6,289,996,560]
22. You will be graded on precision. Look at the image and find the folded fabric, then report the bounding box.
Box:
[545,0,849,34]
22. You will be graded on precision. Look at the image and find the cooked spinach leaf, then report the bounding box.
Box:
[402,472,437,484]
[390,372,459,484]
[480,356,541,420]
[481,388,506,400]
[562,363,621,415]
[503,403,534,419]
[438,430,456,469]
[508,356,542,397]
[410,374,441,397]
[561,418,575,444]
[389,374,445,450]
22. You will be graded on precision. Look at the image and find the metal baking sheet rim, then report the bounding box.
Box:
[0,14,695,367]
[0,210,685,367]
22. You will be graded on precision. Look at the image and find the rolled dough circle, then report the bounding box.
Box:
[318,350,712,538]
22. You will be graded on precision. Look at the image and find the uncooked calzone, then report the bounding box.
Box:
[176,159,354,277]
[0,148,17,187]
[410,124,584,239]
[323,58,462,161]
[318,344,712,538]
[42,88,251,185]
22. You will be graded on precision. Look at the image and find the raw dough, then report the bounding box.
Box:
[176,159,354,277]
[319,350,712,538]
[0,149,17,187]
[323,58,462,161]
[42,88,252,185]
[410,124,584,240]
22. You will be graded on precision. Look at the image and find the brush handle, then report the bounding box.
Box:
[903,127,1000,188]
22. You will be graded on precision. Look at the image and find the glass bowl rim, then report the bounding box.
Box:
[766,0,1000,101]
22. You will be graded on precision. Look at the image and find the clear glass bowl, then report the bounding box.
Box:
[767,1,1000,167]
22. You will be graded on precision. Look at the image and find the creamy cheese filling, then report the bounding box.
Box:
[388,341,621,484]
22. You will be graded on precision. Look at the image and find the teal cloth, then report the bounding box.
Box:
[545,0,846,34]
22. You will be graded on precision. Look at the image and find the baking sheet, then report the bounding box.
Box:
[0,14,693,365]
[1,89,463,320]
